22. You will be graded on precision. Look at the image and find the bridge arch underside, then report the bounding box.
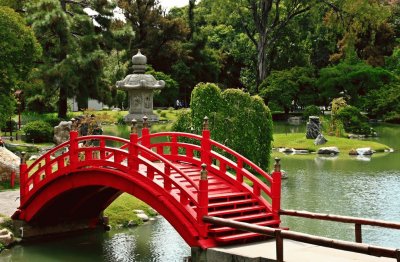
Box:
[18,169,201,247]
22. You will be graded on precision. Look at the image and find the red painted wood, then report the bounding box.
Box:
[14,129,281,248]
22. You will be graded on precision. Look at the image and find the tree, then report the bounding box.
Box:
[26,0,115,118]
[325,0,396,66]
[0,6,41,127]
[259,67,316,115]
[117,0,189,72]
[317,62,394,110]
[205,0,321,86]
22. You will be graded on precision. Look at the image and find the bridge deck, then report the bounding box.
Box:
[147,161,279,245]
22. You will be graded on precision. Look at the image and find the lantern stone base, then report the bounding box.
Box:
[124,113,159,123]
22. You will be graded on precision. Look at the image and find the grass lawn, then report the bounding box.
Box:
[104,193,157,227]
[273,133,391,153]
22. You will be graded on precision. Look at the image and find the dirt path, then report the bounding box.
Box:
[0,190,19,217]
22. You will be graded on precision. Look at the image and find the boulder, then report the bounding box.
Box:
[134,209,149,222]
[0,147,20,183]
[317,147,340,155]
[53,121,72,145]
[0,228,14,246]
[314,134,327,145]
[306,116,321,139]
[356,147,374,155]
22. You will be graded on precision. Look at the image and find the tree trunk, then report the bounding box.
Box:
[256,33,268,88]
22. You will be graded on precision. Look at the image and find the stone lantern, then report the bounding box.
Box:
[116,50,165,122]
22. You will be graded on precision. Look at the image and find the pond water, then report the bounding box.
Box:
[1,122,399,261]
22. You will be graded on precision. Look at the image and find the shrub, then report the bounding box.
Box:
[336,106,373,135]
[302,105,322,120]
[174,83,273,170]
[22,120,53,143]
[1,119,17,132]
[116,115,125,125]
[160,112,167,118]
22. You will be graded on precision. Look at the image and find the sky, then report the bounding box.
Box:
[159,0,189,10]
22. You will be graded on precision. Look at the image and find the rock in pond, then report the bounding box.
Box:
[317,147,340,155]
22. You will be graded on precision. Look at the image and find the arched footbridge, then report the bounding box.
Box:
[12,120,282,249]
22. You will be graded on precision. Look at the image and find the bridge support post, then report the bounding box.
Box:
[129,119,139,172]
[69,131,79,168]
[201,117,211,166]
[272,158,282,221]
[198,163,209,238]
[19,152,27,205]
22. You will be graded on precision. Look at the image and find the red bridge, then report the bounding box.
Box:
[12,119,282,249]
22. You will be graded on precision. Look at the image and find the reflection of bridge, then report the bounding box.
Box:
[12,118,282,249]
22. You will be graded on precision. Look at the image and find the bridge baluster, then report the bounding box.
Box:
[100,139,106,160]
[57,155,64,170]
[180,191,189,206]
[171,135,178,156]
[164,164,172,191]
[19,152,27,204]
[236,159,243,183]
[147,167,154,180]
[69,131,79,169]
[201,117,211,166]
[129,130,139,172]
[271,158,282,221]
[45,154,52,177]
[198,163,209,238]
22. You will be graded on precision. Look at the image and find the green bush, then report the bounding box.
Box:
[302,105,322,120]
[160,112,167,118]
[22,120,53,143]
[336,106,373,135]
[174,83,273,170]
[0,119,17,132]
[116,115,125,125]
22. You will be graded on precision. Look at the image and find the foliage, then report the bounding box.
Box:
[336,106,373,135]
[325,0,395,66]
[26,0,116,118]
[0,6,40,128]
[22,120,53,143]
[171,109,192,132]
[175,83,273,169]
[329,97,348,137]
[365,82,400,123]
[147,67,179,107]
[317,62,394,109]
[259,67,317,114]
[104,193,157,227]
[303,105,322,120]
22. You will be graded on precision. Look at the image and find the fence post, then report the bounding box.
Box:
[198,163,209,238]
[201,117,211,166]
[19,152,27,205]
[69,131,79,169]
[272,158,282,221]
[129,119,139,173]
[355,223,362,243]
[141,116,150,148]
[275,229,284,262]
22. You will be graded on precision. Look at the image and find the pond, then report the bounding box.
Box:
[1,122,399,261]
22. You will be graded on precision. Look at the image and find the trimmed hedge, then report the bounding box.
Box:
[173,82,273,170]
[22,120,53,143]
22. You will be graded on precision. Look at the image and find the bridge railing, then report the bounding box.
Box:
[19,131,202,224]
[138,118,281,220]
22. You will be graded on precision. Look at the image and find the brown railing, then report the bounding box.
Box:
[203,215,400,262]
[280,209,400,244]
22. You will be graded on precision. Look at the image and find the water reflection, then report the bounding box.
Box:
[277,123,400,249]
